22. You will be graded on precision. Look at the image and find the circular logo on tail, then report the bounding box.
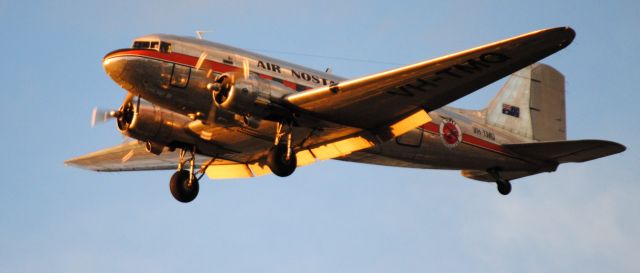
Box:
[439,119,462,148]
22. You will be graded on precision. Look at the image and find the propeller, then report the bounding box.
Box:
[90,107,136,162]
[90,93,135,128]
[208,58,251,102]
[90,93,140,163]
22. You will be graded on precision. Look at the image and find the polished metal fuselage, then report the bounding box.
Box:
[102,34,548,175]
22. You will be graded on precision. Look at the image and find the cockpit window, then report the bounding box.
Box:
[160,42,172,53]
[132,41,151,49]
[132,40,172,53]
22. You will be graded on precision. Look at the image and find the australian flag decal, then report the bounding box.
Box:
[502,103,520,118]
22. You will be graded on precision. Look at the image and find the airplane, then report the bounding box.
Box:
[65,26,626,203]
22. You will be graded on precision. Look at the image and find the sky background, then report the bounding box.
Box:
[1,1,639,272]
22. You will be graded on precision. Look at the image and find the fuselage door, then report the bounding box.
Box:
[170,64,191,88]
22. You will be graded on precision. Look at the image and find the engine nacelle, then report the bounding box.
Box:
[117,100,194,151]
[210,74,288,120]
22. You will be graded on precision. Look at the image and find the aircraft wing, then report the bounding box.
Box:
[65,141,212,171]
[285,27,575,131]
[64,141,274,179]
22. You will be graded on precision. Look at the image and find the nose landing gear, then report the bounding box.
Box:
[169,147,200,203]
[266,122,297,177]
[488,168,512,196]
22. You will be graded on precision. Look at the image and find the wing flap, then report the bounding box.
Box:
[205,161,255,179]
[203,159,274,179]
[292,109,431,166]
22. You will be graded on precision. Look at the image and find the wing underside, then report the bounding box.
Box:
[64,141,273,179]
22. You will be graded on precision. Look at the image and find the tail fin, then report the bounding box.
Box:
[485,63,566,141]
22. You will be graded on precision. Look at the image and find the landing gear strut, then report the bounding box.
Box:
[267,122,297,177]
[169,147,200,203]
[488,168,511,195]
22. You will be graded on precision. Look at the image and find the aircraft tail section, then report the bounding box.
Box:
[485,63,566,141]
[463,64,626,184]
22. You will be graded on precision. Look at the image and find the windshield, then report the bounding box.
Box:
[132,40,171,53]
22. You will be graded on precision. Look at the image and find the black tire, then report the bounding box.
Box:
[169,170,199,203]
[266,144,297,177]
[497,179,512,195]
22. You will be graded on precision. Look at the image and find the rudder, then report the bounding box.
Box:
[485,63,566,141]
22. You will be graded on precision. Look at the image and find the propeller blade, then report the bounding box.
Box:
[121,135,132,143]
[122,92,134,107]
[242,59,250,79]
[91,107,119,128]
[195,52,208,70]
[121,149,135,163]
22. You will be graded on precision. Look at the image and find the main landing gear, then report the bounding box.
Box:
[488,168,512,195]
[170,147,200,203]
[266,122,297,177]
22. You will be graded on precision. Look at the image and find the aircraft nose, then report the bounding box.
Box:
[102,50,135,90]
[103,53,126,82]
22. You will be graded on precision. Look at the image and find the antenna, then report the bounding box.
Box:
[195,30,210,40]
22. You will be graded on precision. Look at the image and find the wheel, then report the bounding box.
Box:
[266,144,297,177]
[496,179,512,195]
[169,170,199,203]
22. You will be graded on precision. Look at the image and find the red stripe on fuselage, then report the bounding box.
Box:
[283,81,297,90]
[104,49,308,91]
[420,122,510,155]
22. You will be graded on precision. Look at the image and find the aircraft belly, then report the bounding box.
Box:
[343,129,534,171]
[191,120,319,163]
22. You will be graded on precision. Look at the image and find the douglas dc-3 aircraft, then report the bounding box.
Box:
[66,27,625,202]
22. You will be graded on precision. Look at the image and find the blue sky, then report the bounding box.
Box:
[1,1,638,272]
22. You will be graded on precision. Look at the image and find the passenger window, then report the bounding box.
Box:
[150,41,159,50]
[171,64,191,88]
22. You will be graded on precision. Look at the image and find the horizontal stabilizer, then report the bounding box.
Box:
[461,169,540,182]
[504,140,626,163]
